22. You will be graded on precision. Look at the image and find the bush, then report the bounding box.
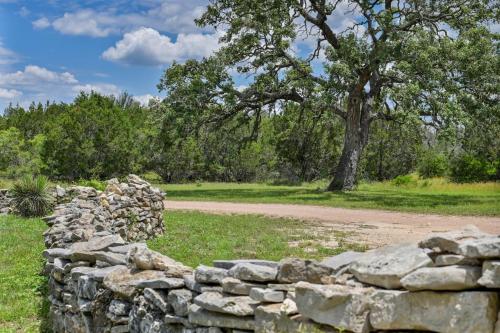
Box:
[77,179,106,191]
[418,152,448,178]
[391,174,418,187]
[11,175,53,217]
[450,154,498,183]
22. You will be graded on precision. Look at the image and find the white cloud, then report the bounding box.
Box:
[0,65,77,86]
[72,83,121,96]
[134,93,159,105]
[102,27,221,66]
[19,6,30,17]
[0,88,22,99]
[32,17,51,29]
[0,41,19,66]
[34,1,210,37]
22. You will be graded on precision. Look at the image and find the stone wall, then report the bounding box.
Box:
[36,177,500,332]
[0,188,11,214]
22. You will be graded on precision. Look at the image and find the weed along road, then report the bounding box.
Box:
[164,200,500,248]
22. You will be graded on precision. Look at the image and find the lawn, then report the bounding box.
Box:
[0,211,358,331]
[159,178,500,216]
[0,215,49,333]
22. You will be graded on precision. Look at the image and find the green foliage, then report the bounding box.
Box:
[418,151,449,179]
[391,174,418,187]
[450,154,498,183]
[77,179,106,191]
[0,128,46,178]
[11,175,53,217]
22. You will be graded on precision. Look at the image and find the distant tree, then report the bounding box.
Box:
[159,0,498,190]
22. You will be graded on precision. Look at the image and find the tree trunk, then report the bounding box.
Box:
[327,96,371,191]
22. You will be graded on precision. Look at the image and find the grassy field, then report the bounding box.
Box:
[0,215,49,333]
[0,211,358,331]
[159,178,500,216]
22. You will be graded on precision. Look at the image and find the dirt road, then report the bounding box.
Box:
[165,200,500,247]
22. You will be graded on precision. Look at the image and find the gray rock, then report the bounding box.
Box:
[194,292,259,316]
[370,290,499,333]
[320,251,364,272]
[94,251,127,266]
[458,237,500,258]
[295,281,373,333]
[143,288,168,312]
[127,245,192,277]
[400,265,482,291]
[88,265,126,282]
[267,283,295,292]
[221,277,264,295]
[276,258,307,283]
[71,234,126,253]
[478,260,500,288]
[434,254,480,266]
[43,248,72,262]
[194,265,228,284]
[108,300,131,317]
[110,325,129,333]
[167,289,194,317]
[249,288,284,303]
[419,225,491,253]
[349,243,433,289]
[229,263,278,282]
[189,304,255,330]
[137,277,184,289]
[213,259,278,270]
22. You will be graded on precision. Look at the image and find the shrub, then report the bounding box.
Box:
[11,175,53,217]
[450,154,498,183]
[77,179,106,191]
[391,174,417,187]
[418,152,449,178]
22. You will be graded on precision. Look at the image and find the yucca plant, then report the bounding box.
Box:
[11,175,53,217]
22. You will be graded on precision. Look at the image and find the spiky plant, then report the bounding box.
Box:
[11,175,53,217]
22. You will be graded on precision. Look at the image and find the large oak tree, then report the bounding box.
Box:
[159,0,498,190]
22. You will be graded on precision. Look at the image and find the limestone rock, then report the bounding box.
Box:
[229,263,277,282]
[213,259,278,270]
[188,304,255,330]
[370,290,499,333]
[419,225,491,253]
[249,288,284,303]
[295,282,373,333]
[458,237,500,259]
[478,260,500,288]
[277,258,307,283]
[320,251,364,272]
[137,277,184,289]
[221,277,264,295]
[143,288,168,312]
[195,265,228,284]
[194,292,260,316]
[349,243,433,289]
[400,265,481,291]
[434,254,480,267]
[71,234,126,253]
[127,245,192,277]
[167,289,194,317]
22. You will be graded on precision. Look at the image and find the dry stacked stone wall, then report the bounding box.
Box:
[3,175,499,332]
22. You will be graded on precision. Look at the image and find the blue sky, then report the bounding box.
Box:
[0,0,220,110]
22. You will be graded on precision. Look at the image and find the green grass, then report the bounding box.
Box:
[159,177,500,216]
[0,215,49,333]
[149,211,364,268]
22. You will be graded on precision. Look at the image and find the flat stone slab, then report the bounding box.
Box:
[349,243,433,289]
[249,288,284,303]
[136,277,184,289]
[478,260,500,288]
[401,265,481,291]
[370,290,499,333]
[434,254,480,267]
[295,282,373,333]
[189,304,255,330]
[419,225,492,253]
[221,277,264,295]
[320,251,364,272]
[194,292,260,316]
[213,259,278,270]
[195,265,228,284]
[229,263,278,282]
[167,289,194,317]
[458,237,500,259]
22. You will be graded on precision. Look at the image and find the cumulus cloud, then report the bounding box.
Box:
[33,1,209,37]
[102,27,221,66]
[0,88,22,99]
[133,94,159,106]
[32,17,51,29]
[0,65,77,86]
[72,83,121,96]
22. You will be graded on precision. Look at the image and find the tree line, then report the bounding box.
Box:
[0,91,497,185]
